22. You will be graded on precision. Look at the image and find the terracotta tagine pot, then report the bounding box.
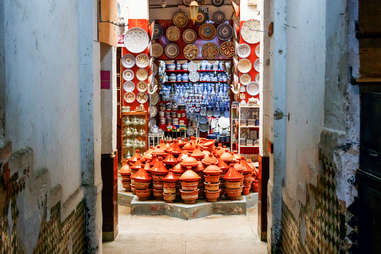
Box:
[144,162,151,173]
[170,163,185,177]
[201,154,218,166]
[135,188,151,201]
[181,156,199,170]
[129,149,142,165]
[205,189,221,202]
[150,157,169,180]
[182,142,195,152]
[162,172,179,202]
[163,153,177,167]
[191,146,205,160]
[177,152,189,163]
[180,189,199,204]
[179,169,201,191]
[130,160,144,194]
[131,168,152,200]
[204,165,222,183]
[199,139,215,152]
[233,153,243,162]
[152,147,167,158]
[223,167,244,200]
[217,158,229,173]
[177,138,186,148]
[119,164,131,192]
[220,150,234,163]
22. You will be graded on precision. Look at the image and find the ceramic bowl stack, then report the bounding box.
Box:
[130,160,144,194]
[179,169,201,204]
[203,165,223,202]
[150,155,169,200]
[162,172,179,203]
[223,167,244,200]
[119,163,131,192]
[131,168,152,201]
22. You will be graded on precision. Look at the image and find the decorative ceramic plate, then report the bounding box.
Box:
[195,12,206,25]
[164,43,180,59]
[198,23,217,41]
[150,106,158,118]
[202,43,219,59]
[150,92,159,105]
[151,43,163,58]
[183,44,199,60]
[217,23,233,41]
[149,78,158,94]
[219,41,235,58]
[123,81,135,92]
[166,26,181,42]
[121,54,135,68]
[212,0,224,7]
[189,71,200,82]
[122,69,134,81]
[240,73,251,85]
[151,62,158,76]
[240,85,246,93]
[152,23,163,40]
[124,27,149,53]
[137,81,148,92]
[188,61,199,72]
[241,19,261,44]
[136,68,148,81]
[236,43,251,58]
[254,59,261,72]
[182,28,197,44]
[124,92,136,103]
[136,92,148,104]
[136,53,149,68]
[237,59,252,73]
[212,11,225,24]
[255,73,260,83]
[247,82,259,96]
[255,44,260,57]
[172,11,189,28]
[182,0,192,5]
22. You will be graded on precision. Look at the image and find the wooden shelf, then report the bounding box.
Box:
[122,111,147,116]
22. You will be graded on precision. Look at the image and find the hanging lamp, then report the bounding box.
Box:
[189,1,199,24]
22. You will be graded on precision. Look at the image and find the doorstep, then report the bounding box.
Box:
[118,191,258,220]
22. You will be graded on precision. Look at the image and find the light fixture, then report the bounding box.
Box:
[189,1,199,24]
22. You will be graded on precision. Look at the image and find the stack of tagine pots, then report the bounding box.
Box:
[170,163,184,198]
[203,165,223,202]
[128,149,142,166]
[131,168,152,201]
[119,163,131,192]
[179,169,201,204]
[223,167,244,200]
[219,150,234,198]
[150,156,168,200]
[162,172,179,202]
[191,147,205,198]
[130,160,144,194]
[239,160,254,195]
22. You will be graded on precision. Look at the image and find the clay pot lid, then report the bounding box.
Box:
[220,151,234,162]
[223,167,243,181]
[203,165,222,175]
[201,139,215,147]
[143,150,153,161]
[183,142,195,151]
[181,156,199,167]
[163,153,177,165]
[129,149,142,163]
[191,147,205,159]
[240,160,253,174]
[119,164,131,175]
[163,172,179,182]
[131,160,143,170]
[201,155,218,166]
[179,169,201,181]
[131,168,152,182]
[143,162,151,172]
[194,161,205,172]
[233,153,242,162]
[177,138,186,148]
[151,159,169,175]
[171,163,184,174]
[217,158,229,171]
[232,162,246,173]
[152,147,167,157]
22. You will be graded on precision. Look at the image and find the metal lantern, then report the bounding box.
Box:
[189,1,199,24]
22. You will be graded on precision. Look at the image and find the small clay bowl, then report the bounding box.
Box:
[153,182,164,189]
[163,186,177,194]
[163,182,177,188]
[224,181,242,189]
[243,186,251,195]
[153,189,163,199]
[163,193,177,203]
[134,181,151,190]
[181,181,199,190]
[204,174,220,183]
[225,187,243,200]
[180,189,199,204]
[205,190,221,202]
[136,188,151,200]
[204,182,220,191]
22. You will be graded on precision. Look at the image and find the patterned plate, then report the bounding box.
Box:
[241,19,261,44]
[255,44,260,57]
[254,59,261,72]
[237,59,252,73]
[152,23,163,40]
[136,53,149,68]
[236,43,251,58]
[166,26,181,42]
[136,68,148,81]
[202,43,219,59]
[124,27,149,53]
[121,54,135,68]
[212,0,224,7]
[188,61,199,72]
[123,81,135,92]
[240,73,251,85]
[137,81,148,92]
[198,23,217,41]
[151,43,163,58]
[182,28,197,44]
[122,69,134,81]
[124,92,136,103]
[189,71,200,82]
[219,41,235,58]
[217,23,233,41]
[247,82,259,96]
[136,92,148,104]
[150,92,159,105]
[164,43,180,59]
[172,11,189,28]
[195,12,206,25]
[183,44,199,60]
[212,11,225,24]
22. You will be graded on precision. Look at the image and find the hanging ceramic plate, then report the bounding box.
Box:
[150,106,158,118]
[212,0,224,7]
[137,81,148,92]
[150,92,159,105]
[188,61,198,72]
[151,62,158,76]
[136,68,148,81]
[255,73,260,83]
[136,92,148,104]
[152,23,163,40]
[202,43,219,59]
[240,85,246,93]
[164,43,180,59]
[123,81,135,92]
[254,59,261,72]
[237,59,252,73]
[240,73,251,85]
[255,44,260,57]
[195,12,206,25]
[124,27,149,53]
[136,53,149,68]
[166,26,181,42]
[198,23,217,41]
[247,82,259,96]
[182,28,197,44]
[189,71,200,82]
[124,92,136,103]
[183,44,199,60]
[122,69,134,81]
[241,19,261,44]
[217,23,233,41]
[121,54,135,68]
[172,11,189,28]
[219,41,235,58]
[212,11,225,24]
[150,43,163,58]
[183,0,192,5]
[236,43,251,58]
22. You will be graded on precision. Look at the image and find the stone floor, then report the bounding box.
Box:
[103,205,267,254]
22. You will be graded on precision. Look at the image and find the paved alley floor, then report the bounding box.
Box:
[103,205,267,254]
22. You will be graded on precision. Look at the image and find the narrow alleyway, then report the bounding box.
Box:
[103,205,266,254]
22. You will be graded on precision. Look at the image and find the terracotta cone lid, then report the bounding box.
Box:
[119,164,131,176]
[163,171,179,182]
[152,147,166,157]
[183,142,194,151]
[177,138,185,148]
[181,156,199,167]
[143,150,153,161]
[144,162,151,172]
[179,169,201,181]
[195,161,205,172]
[240,160,253,174]
[151,159,169,175]
[191,147,205,159]
[131,160,143,170]
[217,158,229,171]
[200,139,215,148]
[131,168,152,182]
[223,167,243,181]
[178,153,189,162]
[202,155,218,165]
[170,141,182,155]
[247,159,256,171]
[233,153,242,162]
[232,162,246,173]
[163,153,177,165]
[220,151,234,162]
[203,165,222,175]
[171,163,184,174]
[129,149,142,163]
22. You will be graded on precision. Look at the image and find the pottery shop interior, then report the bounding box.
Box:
[118,0,264,211]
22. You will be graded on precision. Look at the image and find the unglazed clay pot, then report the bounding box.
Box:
[202,155,218,166]
[191,147,205,160]
[153,188,163,199]
[220,150,234,163]
[225,187,243,200]
[180,189,199,204]
[129,149,142,165]
[119,164,131,191]
[204,182,220,191]
[163,153,177,166]
[243,186,251,195]
[134,181,151,190]
[205,190,221,202]
[224,181,242,189]
[163,193,176,202]
[135,188,151,201]
[205,174,220,183]
[170,163,184,177]
[181,181,199,190]
[181,156,199,168]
